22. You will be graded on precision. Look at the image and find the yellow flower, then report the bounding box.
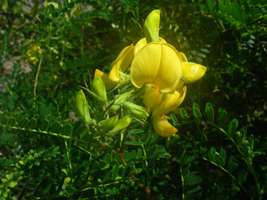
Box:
[92,9,207,137]
[26,44,42,65]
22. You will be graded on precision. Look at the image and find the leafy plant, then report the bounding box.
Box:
[0,0,266,199]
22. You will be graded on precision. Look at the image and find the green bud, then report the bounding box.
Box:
[110,104,120,112]
[75,89,91,124]
[113,91,133,105]
[92,76,107,102]
[144,9,160,42]
[123,102,149,121]
[98,115,119,131]
[110,91,133,112]
[108,115,132,135]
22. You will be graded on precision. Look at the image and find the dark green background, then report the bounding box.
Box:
[0,0,266,199]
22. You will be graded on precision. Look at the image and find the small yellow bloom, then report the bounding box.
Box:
[26,44,42,65]
[153,115,177,137]
[130,43,183,92]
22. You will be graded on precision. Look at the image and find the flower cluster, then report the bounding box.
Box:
[78,10,206,137]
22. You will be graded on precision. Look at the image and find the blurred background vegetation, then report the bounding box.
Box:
[0,0,267,199]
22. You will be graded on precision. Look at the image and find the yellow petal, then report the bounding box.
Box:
[131,43,182,92]
[94,68,105,78]
[134,37,167,55]
[177,52,188,62]
[134,38,147,55]
[153,115,177,137]
[181,62,207,84]
[130,43,161,87]
[153,43,183,92]
[143,84,162,112]
[153,86,187,116]
[109,44,134,82]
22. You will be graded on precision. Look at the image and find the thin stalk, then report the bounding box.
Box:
[33,57,43,108]
[202,156,248,195]
[0,124,71,140]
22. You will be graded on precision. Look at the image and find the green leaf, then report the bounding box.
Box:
[184,171,202,186]
[179,107,190,120]
[219,148,226,166]
[204,102,214,121]
[227,118,239,135]
[8,181,17,188]
[208,147,217,162]
[192,103,202,120]
[217,108,228,125]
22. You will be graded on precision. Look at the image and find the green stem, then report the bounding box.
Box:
[179,166,185,200]
[65,141,73,176]
[33,57,43,108]
[0,124,71,140]
[202,156,248,195]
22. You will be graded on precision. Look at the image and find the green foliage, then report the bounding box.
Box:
[0,0,266,199]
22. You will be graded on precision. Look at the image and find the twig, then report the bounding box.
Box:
[0,124,71,140]
[201,156,248,195]
[33,57,43,108]
[179,166,185,200]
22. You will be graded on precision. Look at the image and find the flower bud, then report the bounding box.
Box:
[144,9,160,42]
[113,91,133,105]
[75,89,91,124]
[94,69,116,90]
[98,115,119,131]
[108,115,132,135]
[123,101,149,120]
[92,76,107,102]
